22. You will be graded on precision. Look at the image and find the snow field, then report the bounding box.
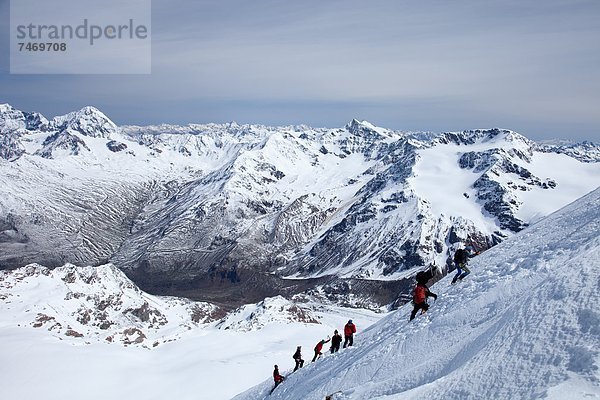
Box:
[409,144,496,233]
[0,278,382,400]
[514,151,600,222]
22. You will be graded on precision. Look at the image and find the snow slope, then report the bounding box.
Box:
[234,187,600,400]
[0,306,381,400]
[409,138,503,234]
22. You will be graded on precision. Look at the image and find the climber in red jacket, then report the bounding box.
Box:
[312,337,331,362]
[410,281,437,321]
[270,365,285,394]
[343,320,356,348]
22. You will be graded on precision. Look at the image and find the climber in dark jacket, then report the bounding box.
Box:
[293,346,304,371]
[452,245,479,284]
[270,365,285,394]
[330,330,342,353]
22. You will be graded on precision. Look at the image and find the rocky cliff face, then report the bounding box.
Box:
[0,104,44,160]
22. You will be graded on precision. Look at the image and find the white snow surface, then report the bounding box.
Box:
[0,263,221,345]
[515,151,600,223]
[409,143,498,234]
[234,187,600,400]
[0,265,382,400]
[408,133,600,233]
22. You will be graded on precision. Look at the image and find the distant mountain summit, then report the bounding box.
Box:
[1,104,599,307]
[50,106,117,138]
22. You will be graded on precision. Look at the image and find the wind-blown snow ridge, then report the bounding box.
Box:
[234,187,600,400]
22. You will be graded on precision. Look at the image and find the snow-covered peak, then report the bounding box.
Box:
[346,118,373,131]
[436,128,533,149]
[0,103,27,133]
[0,104,31,160]
[537,140,600,163]
[0,103,19,121]
[0,103,48,132]
[51,106,117,138]
[0,104,52,160]
[0,103,24,119]
[345,118,396,139]
[216,296,319,332]
[0,103,13,113]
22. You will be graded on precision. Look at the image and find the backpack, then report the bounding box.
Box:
[413,284,427,304]
[454,249,467,264]
[416,269,433,285]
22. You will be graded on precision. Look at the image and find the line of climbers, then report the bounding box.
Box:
[271,245,480,393]
[271,320,357,393]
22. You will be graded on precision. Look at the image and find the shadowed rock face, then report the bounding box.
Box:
[36,131,91,159]
[106,140,128,152]
[0,131,25,161]
[1,105,599,308]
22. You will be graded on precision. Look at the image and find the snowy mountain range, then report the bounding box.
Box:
[1,184,598,400]
[1,103,599,308]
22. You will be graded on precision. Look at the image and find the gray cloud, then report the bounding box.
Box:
[1,0,599,141]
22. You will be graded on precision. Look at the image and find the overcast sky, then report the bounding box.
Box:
[1,0,599,141]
